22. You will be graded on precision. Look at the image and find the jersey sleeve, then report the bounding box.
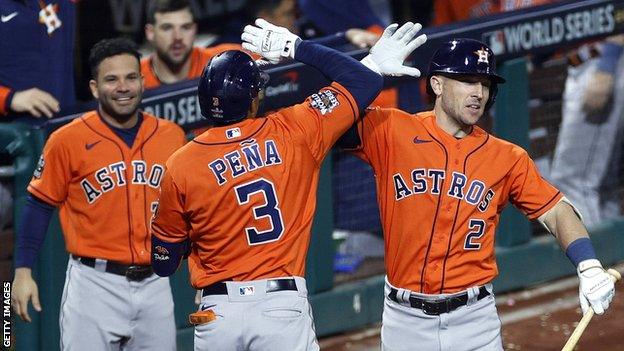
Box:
[27,132,72,206]
[508,150,563,220]
[150,165,190,243]
[277,81,359,162]
[0,85,13,115]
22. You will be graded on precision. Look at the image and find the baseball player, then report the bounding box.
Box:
[341,38,616,351]
[550,35,624,227]
[142,0,241,89]
[11,38,186,350]
[150,19,426,350]
[0,0,77,119]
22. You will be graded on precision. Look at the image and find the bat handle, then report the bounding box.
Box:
[562,309,594,351]
[561,269,621,351]
[607,268,622,282]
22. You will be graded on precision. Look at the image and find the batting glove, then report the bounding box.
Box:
[241,18,300,64]
[577,259,615,315]
[360,22,427,77]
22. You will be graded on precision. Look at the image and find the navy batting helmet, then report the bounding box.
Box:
[198,50,269,125]
[427,38,505,110]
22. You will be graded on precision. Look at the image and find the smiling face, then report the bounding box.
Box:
[431,73,491,132]
[145,7,196,69]
[89,54,143,125]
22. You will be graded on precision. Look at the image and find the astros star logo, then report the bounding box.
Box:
[475,47,489,64]
[38,1,62,35]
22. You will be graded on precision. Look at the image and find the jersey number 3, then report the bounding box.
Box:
[235,178,285,245]
[464,219,485,250]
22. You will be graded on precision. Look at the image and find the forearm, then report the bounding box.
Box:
[151,235,190,277]
[294,40,383,113]
[15,195,54,268]
[541,201,595,266]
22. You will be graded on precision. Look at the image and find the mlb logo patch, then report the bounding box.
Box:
[226,128,241,139]
[239,286,255,296]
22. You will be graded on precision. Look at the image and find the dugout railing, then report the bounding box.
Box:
[5,0,624,348]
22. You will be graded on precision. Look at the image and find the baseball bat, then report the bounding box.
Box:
[561,268,621,351]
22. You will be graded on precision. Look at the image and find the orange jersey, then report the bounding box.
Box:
[353,109,562,293]
[28,111,186,264]
[141,44,242,89]
[0,85,11,115]
[433,0,553,25]
[151,82,359,288]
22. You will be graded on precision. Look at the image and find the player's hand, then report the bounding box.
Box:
[11,268,42,323]
[577,259,615,315]
[241,18,300,64]
[345,28,381,49]
[582,70,614,122]
[10,87,60,118]
[360,22,427,77]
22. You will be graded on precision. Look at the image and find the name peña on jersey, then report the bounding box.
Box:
[208,139,282,186]
[81,161,165,204]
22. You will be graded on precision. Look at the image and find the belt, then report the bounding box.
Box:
[202,278,298,297]
[72,255,153,282]
[567,45,600,67]
[388,286,490,315]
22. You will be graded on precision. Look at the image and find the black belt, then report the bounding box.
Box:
[202,278,298,297]
[72,255,153,282]
[388,286,490,315]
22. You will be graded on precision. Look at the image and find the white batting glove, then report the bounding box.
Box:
[241,18,300,64]
[577,259,615,315]
[360,22,427,77]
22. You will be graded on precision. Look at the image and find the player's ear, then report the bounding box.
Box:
[89,79,99,100]
[247,97,260,118]
[145,23,155,42]
[430,75,443,96]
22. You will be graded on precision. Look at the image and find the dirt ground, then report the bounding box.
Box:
[320,264,624,351]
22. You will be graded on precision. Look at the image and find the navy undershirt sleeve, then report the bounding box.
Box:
[14,195,55,268]
[294,40,383,114]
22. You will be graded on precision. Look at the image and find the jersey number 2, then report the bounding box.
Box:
[235,178,285,245]
[464,219,485,250]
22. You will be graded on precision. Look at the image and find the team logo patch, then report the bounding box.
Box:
[33,155,45,178]
[226,127,241,139]
[310,90,339,115]
[39,2,62,35]
[475,47,490,64]
[239,286,255,296]
[152,245,170,261]
[154,245,169,255]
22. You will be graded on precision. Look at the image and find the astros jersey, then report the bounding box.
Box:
[0,0,77,115]
[433,0,553,25]
[28,111,186,264]
[152,82,358,288]
[141,44,242,89]
[353,109,563,293]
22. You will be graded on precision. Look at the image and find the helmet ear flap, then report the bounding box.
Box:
[485,82,498,111]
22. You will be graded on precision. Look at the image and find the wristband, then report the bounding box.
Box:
[566,237,597,267]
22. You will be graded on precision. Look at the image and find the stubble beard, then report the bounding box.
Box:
[156,46,192,73]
